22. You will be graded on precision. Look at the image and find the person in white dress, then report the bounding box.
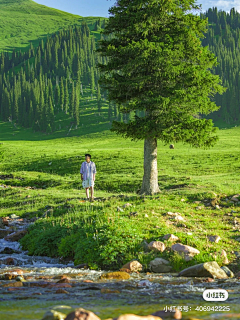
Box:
[80,154,96,201]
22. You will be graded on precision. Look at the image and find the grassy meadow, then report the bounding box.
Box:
[0,83,240,272]
[0,0,105,52]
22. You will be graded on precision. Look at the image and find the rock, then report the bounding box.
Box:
[212,249,229,264]
[48,283,72,289]
[120,268,131,273]
[174,215,184,221]
[204,278,215,283]
[65,308,101,320]
[33,292,42,295]
[56,278,70,283]
[1,217,9,226]
[137,280,153,287]
[141,240,150,252]
[208,235,221,243]
[123,203,132,208]
[10,214,20,219]
[4,230,27,241]
[100,288,120,293]
[178,261,228,279]
[221,266,234,278]
[8,268,24,275]
[121,260,143,272]
[148,241,166,253]
[163,234,179,242]
[195,206,203,210]
[113,315,161,320]
[171,243,200,260]
[3,273,14,280]
[215,205,220,209]
[234,251,240,259]
[152,308,182,319]
[55,289,69,294]
[15,276,26,282]
[169,144,174,149]
[100,271,130,280]
[144,214,149,218]
[183,254,194,262]
[28,281,50,288]
[231,194,240,202]
[6,257,15,265]
[41,309,66,320]
[149,258,172,273]
[129,212,138,217]
[0,229,12,239]
[3,281,23,287]
[210,199,218,207]
[1,247,20,254]
[166,212,184,221]
[166,212,180,217]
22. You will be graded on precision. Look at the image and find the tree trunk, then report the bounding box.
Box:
[139,138,160,195]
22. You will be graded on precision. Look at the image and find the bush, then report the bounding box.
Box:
[73,218,145,270]
[20,223,70,257]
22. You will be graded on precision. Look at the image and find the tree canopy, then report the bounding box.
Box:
[96,0,227,148]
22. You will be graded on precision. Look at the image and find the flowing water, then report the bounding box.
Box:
[0,216,240,320]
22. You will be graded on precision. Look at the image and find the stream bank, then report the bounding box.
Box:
[0,215,240,320]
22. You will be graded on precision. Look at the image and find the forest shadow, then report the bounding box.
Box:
[0,120,111,141]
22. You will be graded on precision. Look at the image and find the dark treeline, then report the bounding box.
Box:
[0,21,110,132]
[200,7,240,124]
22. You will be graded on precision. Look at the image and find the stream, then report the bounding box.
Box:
[0,215,240,320]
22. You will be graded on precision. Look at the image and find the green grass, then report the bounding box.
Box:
[0,0,106,52]
[0,83,240,272]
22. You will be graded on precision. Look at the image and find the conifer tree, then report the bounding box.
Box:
[64,78,69,114]
[48,96,55,132]
[70,81,75,118]
[54,84,60,110]
[60,78,64,111]
[96,0,227,195]
[97,83,102,112]
[29,100,33,126]
[108,100,113,121]
[73,84,80,127]
[90,67,95,94]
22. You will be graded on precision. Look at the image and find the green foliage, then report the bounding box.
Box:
[169,251,217,272]
[73,217,145,270]
[137,251,157,271]
[20,223,70,257]
[0,143,4,160]
[97,0,227,145]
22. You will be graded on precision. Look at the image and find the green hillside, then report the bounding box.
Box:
[0,0,103,52]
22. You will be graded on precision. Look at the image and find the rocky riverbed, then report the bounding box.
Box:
[0,215,240,320]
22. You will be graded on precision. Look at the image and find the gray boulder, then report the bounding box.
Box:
[149,258,172,273]
[178,261,228,279]
[221,266,234,278]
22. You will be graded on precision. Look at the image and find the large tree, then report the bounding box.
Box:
[96,0,227,195]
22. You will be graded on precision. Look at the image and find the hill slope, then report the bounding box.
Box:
[0,0,103,51]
